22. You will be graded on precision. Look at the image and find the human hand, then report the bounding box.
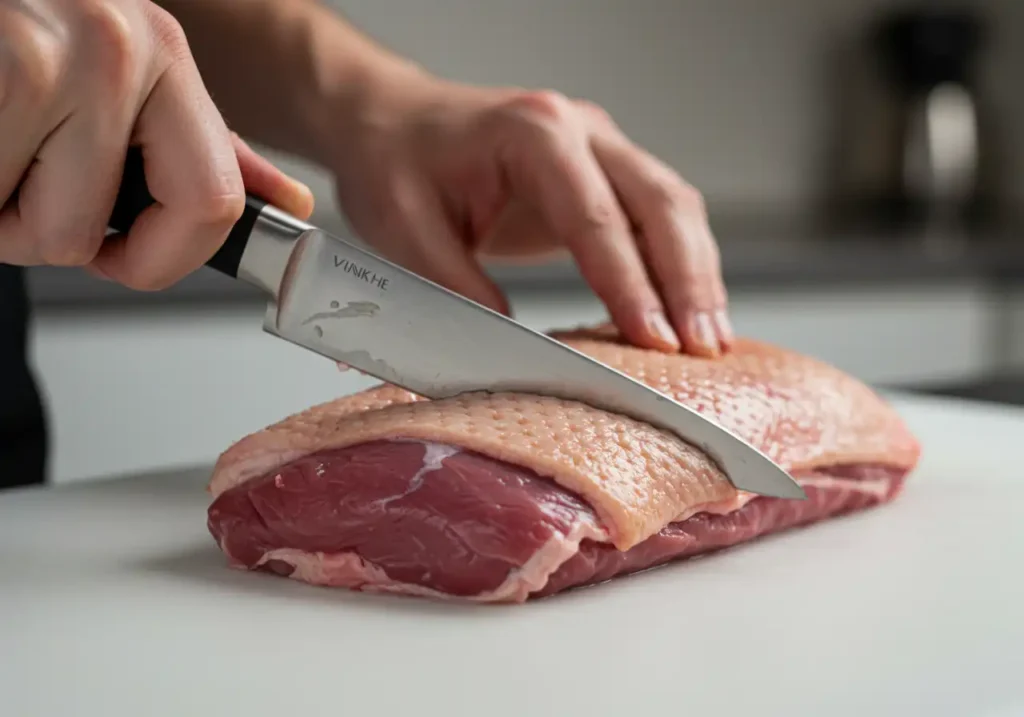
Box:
[0,0,313,289]
[326,71,732,357]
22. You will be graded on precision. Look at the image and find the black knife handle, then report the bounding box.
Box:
[107,146,268,279]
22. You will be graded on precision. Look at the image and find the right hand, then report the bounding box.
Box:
[0,0,314,289]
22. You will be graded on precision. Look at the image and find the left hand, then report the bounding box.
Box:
[326,70,733,357]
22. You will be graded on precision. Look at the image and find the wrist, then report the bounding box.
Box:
[297,15,446,161]
[327,55,438,135]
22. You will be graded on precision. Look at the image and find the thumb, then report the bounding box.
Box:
[231,133,316,221]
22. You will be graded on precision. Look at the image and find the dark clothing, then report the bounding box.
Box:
[0,264,47,488]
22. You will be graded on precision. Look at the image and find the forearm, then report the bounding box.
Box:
[158,0,425,163]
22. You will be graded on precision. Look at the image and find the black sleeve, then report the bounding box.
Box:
[0,265,48,489]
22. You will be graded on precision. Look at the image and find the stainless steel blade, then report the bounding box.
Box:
[261,228,805,500]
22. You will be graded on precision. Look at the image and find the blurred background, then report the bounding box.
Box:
[24,0,1024,485]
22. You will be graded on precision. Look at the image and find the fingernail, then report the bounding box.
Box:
[644,311,681,351]
[694,312,720,357]
[287,177,316,217]
[713,309,735,347]
[288,176,313,198]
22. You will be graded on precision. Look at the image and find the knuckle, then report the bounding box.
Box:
[678,255,724,301]
[3,14,68,104]
[677,234,720,275]
[39,237,100,267]
[78,0,138,92]
[375,171,419,225]
[675,182,706,214]
[146,5,190,59]
[576,98,612,125]
[191,190,245,230]
[644,182,679,215]
[567,202,619,242]
[504,89,574,127]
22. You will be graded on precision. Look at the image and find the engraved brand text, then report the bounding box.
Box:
[333,256,389,290]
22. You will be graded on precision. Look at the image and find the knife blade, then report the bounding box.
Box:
[107,147,805,500]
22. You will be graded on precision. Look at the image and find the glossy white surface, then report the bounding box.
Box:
[1,394,1022,717]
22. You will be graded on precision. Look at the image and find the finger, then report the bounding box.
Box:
[499,98,679,351]
[89,47,244,290]
[0,5,67,265]
[591,129,733,357]
[231,133,315,221]
[0,3,61,195]
[2,110,127,268]
[363,171,509,315]
[1,0,158,268]
[0,204,41,265]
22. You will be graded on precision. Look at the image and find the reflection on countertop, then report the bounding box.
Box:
[24,211,1024,309]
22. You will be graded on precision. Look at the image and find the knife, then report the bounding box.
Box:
[107,147,805,500]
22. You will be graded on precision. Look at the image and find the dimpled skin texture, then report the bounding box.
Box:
[208,326,921,602]
[552,326,920,475]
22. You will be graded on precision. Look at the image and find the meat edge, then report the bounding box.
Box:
[212,465,908,604]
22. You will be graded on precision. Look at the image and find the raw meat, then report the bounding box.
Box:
[207,327,921,603]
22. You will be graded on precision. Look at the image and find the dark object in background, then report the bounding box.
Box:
[0,264,48,489]
[826,5,1001,231]
[904,374,1024,410]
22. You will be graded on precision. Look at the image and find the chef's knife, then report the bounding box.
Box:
[107,147,805,500]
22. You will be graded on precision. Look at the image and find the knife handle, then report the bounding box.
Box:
[107,146,268,279]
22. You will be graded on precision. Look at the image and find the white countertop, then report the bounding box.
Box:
[2,394,1022,717]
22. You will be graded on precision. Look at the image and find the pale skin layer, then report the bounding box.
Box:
[0,0,733,356]
[209,334,923,550]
